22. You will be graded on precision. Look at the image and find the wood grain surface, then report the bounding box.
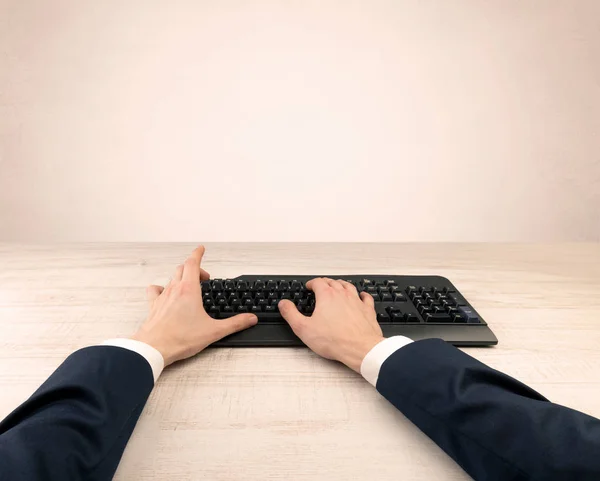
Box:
[1,243,599,481]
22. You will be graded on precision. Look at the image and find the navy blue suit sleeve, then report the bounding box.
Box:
[376,339,600,481]
[0,346,154,481]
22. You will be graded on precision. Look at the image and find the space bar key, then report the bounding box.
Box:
[256,312,286,323]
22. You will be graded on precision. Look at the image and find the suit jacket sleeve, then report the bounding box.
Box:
[0,346,154,481]
[376,338,600,481]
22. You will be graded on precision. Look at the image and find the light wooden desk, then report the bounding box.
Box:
[1,243,599,481]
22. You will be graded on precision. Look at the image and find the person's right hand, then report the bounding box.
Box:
[278,278,384,373]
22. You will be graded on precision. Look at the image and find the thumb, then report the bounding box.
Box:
[215,313,258,338]
[278,300,307,330]
[147,285,164,305]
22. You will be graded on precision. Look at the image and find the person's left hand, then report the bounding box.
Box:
[132,246,258,366]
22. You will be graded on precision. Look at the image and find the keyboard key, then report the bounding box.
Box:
[393,292,407,302]
[380,293,393,302]
[389,285,400,292]
[377,312,391,323]
[254,280,265,289]
[255,312,286,323]
[458,306,480,323]
[386,280,397,286]
[366,286,378,293]
[453,313,466,323]
[406,286,418,294]
[414,299,428,309]
[425,313,453,323]
[209,306,219,316]
[370,293,380,301]
[404,313,419,322]
[449,293,468,306]
[225,281,236,289]
[212,280,223,290]
[390,312,404,322]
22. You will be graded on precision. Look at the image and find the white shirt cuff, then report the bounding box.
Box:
[360,336,413,387]
[101,339,165,383]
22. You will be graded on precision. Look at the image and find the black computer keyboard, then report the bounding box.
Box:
[203,275,498,347]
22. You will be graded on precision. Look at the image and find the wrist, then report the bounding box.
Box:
[340,335,385,373]
[130,331,175,366]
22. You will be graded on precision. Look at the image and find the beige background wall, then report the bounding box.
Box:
[1,0,599,241]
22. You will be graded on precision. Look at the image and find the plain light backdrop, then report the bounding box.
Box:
[1,0,599,241]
